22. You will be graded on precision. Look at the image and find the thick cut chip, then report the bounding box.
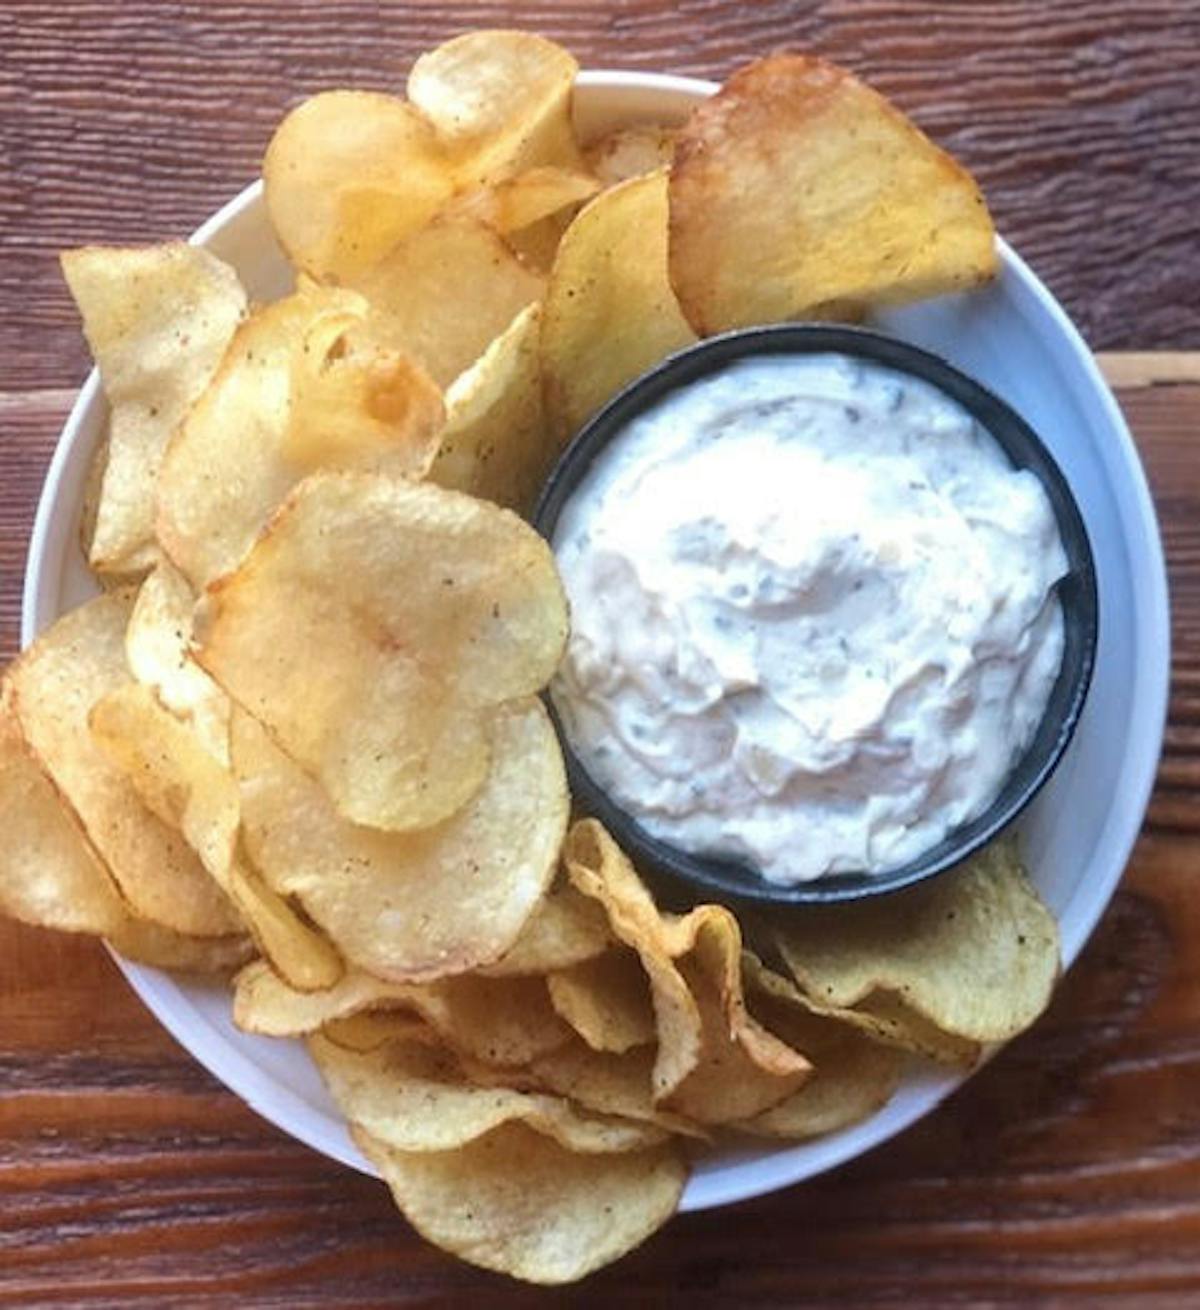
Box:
[232,699,566,980]
[735,955,905,1138]
[348,217,543,389]
[10,594,238,937]
[667,55,998,334]
[61,244,246,575]
[430,304,559,514]
[355,1122,685,1285]
[407,31,584,184]
[263,91,457,280]
[204,473,567,832]
[157,284,443,590]
[584,124,675,186]
[774,837,1059,1044]
[126,562,231,763]
[310,1031,662,1154]
[479,878,612,977]
[89,682,341,990]
[548,950,656,1055]
[541,170,696,438]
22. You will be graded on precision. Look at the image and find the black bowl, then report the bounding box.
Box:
[533,325,1098,908]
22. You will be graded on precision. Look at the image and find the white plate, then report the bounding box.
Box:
[22,71,1170,1213]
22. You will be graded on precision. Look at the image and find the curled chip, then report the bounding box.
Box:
[541,170,696,439]
[309,1030,664,1154]
[125,562,231,764]
[668,54,998,334]
[735,955,906,1139]
[9,593,238,938]
[61,243,246,576]
[347,216,543,389]
[774,837,1059,1045]
[454,166,599,237]
[547,950,656,1055]
[584,124,676,187]
[264,91,457,280]
[354,1121,685,1285]
[430,304,558,515]
[203,473,567,833]
[479,876,612,977]
[407,30,583,183]
[233,958,409,1037]
[157,283,443,590]
[232,699,566,980]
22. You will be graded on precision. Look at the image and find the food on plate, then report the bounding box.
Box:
[668,54,998,334]
[61,243,246,576]
[0,29,1069,1285]
[551,352,1068,882]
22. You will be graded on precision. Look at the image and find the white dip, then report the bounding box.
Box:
[550,352,1069,885]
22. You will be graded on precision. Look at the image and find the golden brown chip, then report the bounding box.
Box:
[541,169,696,439]
[125,562,231,764]
[60,243,246,576]
[347,216,543,389]
[667,54,998,334]
[10,594,238,937]
[157,283,443,590]
[202,473,567,833]
[547,949,656,1055]
[233,698,565,981]
[263,91,457,280]
[429,303,559,514]
[233,959,407,1037]
[354,1121,685,1285]
[478,877,612,977]
[105,917,253,974]
[774,837,1059,1045]
[455,166,599,235]
[310,1030,662,1153]
[584,123,675,186]
[321,1011,432,1054]
[407,31,584,184]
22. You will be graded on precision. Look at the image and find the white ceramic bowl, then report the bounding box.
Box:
[22,72,1170,1213]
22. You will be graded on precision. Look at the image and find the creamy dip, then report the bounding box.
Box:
[550,353,1068,885]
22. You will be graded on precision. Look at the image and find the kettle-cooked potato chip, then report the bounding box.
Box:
[668,55,998,334]
[232,698,566,980]
[10,594,239,937]
[584,123,675,187]
[157,284,443,590]
[202,473,567,832]
[407,30,584,183]
[548,949,656,1055]
[61,243,246,576]
[773,837,1059,1044]
[454,166,599,236]
[541,170,696,439]
[478,877,612,977]
[354,1121,685,1285]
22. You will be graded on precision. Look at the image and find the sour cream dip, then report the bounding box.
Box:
[550,352,1069,885]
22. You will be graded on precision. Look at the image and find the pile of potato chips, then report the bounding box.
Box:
[0,32,1057,1283]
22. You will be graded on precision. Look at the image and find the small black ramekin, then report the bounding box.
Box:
[533,325,1098,908]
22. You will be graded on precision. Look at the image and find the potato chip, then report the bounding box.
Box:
[478,877,612,977]
[456,166,599,236]
[10,594,238,937]
[233,959,406,1037]
[547,949,655,1054]
[667,55,998,334]
[79,435,109,567]
[354,1121,685,1285]
[321,1012,431,1054]
[735,954,905,1139]
[310,1030,661,1154]
[105,916,252,974]
[232,699,566,980]
[60,243,246,575]
[263,91,457,280]
[203,473,567,832]
[584,124,675,187]
[125,562,231,764]
[89,682,341,990]
[430,304,560,514]
[407,31,584,184]
[774,837,1059,1044]
[796,989,982,1069]
[347,216,543,389]
[541,170,696,439]
[157,284,442,590]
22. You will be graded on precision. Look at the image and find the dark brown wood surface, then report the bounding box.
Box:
[2,4,1198,1306]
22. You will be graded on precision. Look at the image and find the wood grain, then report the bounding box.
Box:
[2,4,1199,1304]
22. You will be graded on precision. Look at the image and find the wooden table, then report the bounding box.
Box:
[2,4,1198,1305]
